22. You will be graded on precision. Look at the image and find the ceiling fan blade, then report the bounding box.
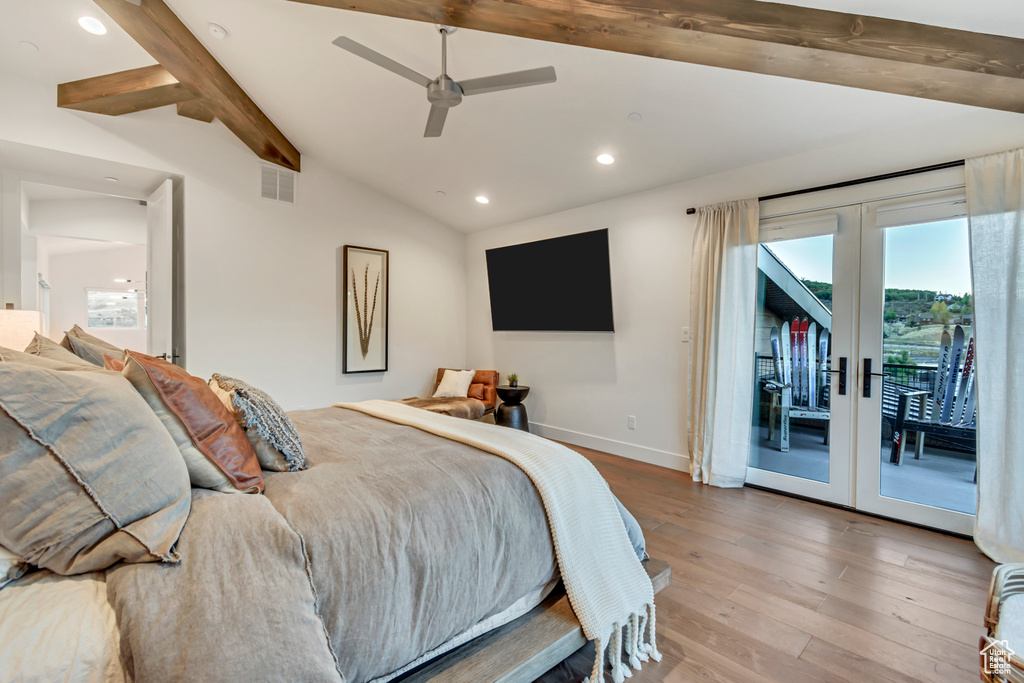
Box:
[459,66,556,96]
[332,36,433,88]
[424,105,448,137]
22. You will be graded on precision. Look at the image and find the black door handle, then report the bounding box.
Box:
[827,357,847,395]
[862,358,886,398]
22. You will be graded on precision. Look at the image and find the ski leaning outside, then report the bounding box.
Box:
[807,322,817,410]
[951,335,975,425]
[782,321,792,391]
[818,329,830,409]
[780,321,792,452]
[799,318,810,407]
[959,375,977,427]
[770,326,785,386]
[940,325,965,424]
[931,329,952,423]
[791,317,801,408]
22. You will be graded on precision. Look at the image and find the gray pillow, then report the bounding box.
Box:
[208,374,305,472]
[0,352,191,575]
[66,336,113,367]
[23,333,95,367]
[0,345,105,372]
[60,324,123,357]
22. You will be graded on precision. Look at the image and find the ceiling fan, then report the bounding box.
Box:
[333,27,557,138]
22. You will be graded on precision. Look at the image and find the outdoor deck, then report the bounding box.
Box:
[749,422,977,514]
[752,358,977,516]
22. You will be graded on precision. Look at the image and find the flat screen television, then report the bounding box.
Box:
[485,229,614,332]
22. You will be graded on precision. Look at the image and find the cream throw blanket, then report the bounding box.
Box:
[336,400,659,683]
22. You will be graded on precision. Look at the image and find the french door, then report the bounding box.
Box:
[747,172,977,534]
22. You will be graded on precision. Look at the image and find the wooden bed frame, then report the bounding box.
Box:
[397,558,671,683]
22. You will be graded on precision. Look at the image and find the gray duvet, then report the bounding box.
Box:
[106,407,558,683]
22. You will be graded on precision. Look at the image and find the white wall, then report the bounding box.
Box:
[30,198,147,244]
[46,243,148,351]
[467,111,1024,472]
[0,69,466,410]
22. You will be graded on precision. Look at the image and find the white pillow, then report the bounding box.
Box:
[433,369,476,398]
[0,545,29,589]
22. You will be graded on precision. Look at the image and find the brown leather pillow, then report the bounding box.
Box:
[102,354,126,372]
[122,351,263,494]
[468,383,485,401]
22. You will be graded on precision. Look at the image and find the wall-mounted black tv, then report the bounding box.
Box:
[485,229,614,332]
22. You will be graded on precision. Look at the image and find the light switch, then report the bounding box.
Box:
[681,327,690,343]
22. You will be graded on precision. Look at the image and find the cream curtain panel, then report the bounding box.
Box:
[966,148,1024,563]
[687,199,759,487]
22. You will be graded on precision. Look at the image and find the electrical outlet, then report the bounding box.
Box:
[681,327,690,343]
[627,415,637,430]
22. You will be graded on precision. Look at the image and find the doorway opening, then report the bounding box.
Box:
[746,167,975,535]
[1,139,183,364]
[25,183,149,352]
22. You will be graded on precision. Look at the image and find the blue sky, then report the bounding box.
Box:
[766,219,972,295]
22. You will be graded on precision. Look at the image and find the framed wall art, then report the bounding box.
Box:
[342,245,389,373]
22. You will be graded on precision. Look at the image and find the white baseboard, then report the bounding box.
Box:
[529,422,690,473]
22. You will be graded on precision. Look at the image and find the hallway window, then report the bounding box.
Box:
[87,289,144,329]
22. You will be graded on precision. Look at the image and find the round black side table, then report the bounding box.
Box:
[495,385,530,432]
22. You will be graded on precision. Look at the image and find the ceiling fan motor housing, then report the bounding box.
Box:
[427,76,463,108]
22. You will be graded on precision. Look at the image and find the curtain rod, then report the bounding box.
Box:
[684,159,966,215]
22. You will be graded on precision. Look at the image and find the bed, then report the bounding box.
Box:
[0,337,656,683]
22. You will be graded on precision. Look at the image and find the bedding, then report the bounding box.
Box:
[1,402,649,683]
[0,351,192,574]
[0,570,127,682]
[339,401,659,682]
[0,546,28,588]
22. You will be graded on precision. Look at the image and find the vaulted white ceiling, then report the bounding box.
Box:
[4,0,1024,231]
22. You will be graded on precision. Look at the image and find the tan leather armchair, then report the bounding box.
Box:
[433,368,498,413]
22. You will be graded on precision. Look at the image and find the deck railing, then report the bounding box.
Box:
[754,355,974,454]
[755,355,937,390]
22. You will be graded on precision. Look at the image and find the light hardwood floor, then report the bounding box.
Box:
[540,443,992,682]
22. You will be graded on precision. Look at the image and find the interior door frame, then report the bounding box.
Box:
[750,166,974,533]
[854,188,975,534]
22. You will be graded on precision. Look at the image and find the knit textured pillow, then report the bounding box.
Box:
[208,374,305,472]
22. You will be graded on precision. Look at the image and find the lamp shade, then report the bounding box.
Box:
[0,310,43,350]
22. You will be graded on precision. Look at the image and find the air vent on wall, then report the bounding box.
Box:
[260,163,296,204]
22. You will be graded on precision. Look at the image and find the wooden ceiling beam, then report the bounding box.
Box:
[58,64,192,116]
[287,0,1024,114]
[176,98,216,123]
[93,0,300,171]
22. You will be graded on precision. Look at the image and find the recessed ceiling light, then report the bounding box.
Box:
[19,41,39,52]
[114,278,128,283]
[596,154,615,165]
[208,23,228,39]
[435,190,446,198]
[627,112,643,123]
[105,176,119,182]
[78,17,107,35]
[475,196,489,204]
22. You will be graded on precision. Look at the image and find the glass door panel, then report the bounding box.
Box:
[747,207,858,505]
[856,193,976,534]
